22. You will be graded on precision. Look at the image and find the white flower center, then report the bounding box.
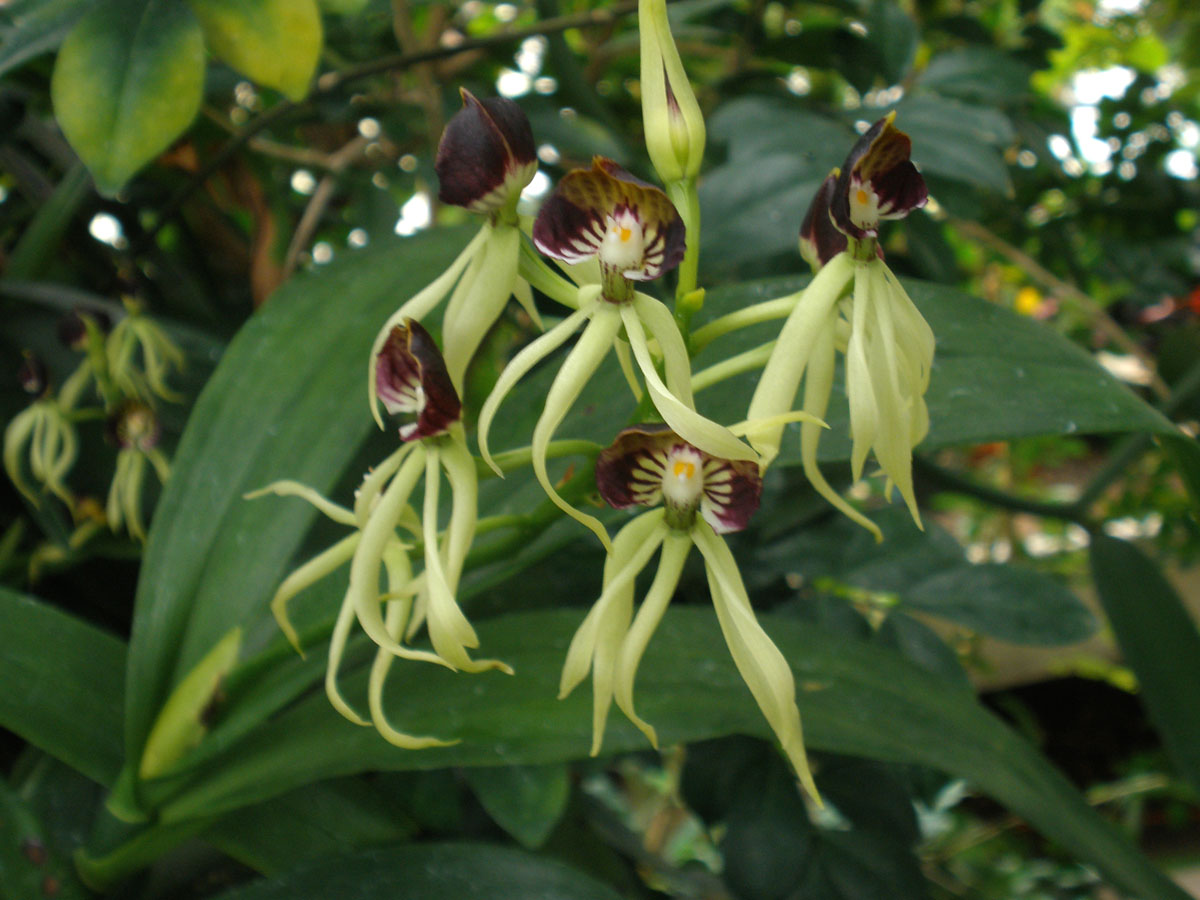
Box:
[599,209,644,271]
[661,445,705,510]
[849,183,880,232]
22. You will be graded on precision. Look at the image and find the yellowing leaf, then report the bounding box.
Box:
[189,0,322,101]
[51,0,206,195]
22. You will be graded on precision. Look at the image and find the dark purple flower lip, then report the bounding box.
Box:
[596,424,761,533]
[830,112,928,241]
[375,320,462,442]
[435,89,537,214]
[107,400,160,452]
[532,157,686,282]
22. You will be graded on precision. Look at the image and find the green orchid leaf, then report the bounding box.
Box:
[1161,433,1200,517]
[50,0,205,194]
[150,608,1188,900]
[123,229,474,782]
[188,0,322,101]
[207,843,624,900]
[1090,534,1200,794]
[464,763,570,849]
[0,589,125,786]
[692,274,1176,458]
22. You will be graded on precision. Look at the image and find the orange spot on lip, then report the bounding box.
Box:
[619,226,632,242]
[855,188,869,205]
[673,460,695,479]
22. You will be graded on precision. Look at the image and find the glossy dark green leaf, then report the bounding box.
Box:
[203,777,418,875]
[0,0,98,78]
[0,589,125,786]
[693,274,1177,459]
[894,94,1014,194]
[918,48,1034,104]
[866,0,918,84]
[150,608,1187,900]
[208,843,624,900]
[1090,535,1200,794]
[124,229,475,772]
[50,0,205,193]
[464,764,570,849]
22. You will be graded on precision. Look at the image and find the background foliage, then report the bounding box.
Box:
[1,0,1199,897]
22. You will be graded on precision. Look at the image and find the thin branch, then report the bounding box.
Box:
[948,216,1171,400]
[281,137,371,278]
[138,0,643,249]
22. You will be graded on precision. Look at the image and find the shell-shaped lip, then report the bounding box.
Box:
[799,169,849,268]
[596,424,762,533]
[107,399,160,452]
[375,320,462,442]
[532,157,686,281]
[830,112,928,240]
[436,88,537,214]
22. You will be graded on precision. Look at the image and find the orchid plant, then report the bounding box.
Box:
[256,0,935,804]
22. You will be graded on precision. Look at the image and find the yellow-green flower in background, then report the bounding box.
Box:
[105,400,170,542]
[559,424,820,804]
[478,158,754,549]
[368,89,539,410]
[4,352,78,508]
[748,114,932,537]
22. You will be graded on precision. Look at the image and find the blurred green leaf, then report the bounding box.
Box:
[188,0,322,101]
[50,0,205,193]
[867,0,918,84]
[0,0,98,79]
[1161,433,1200,517]
[918,48,1033,104]
[895,94,1014,194]
[0,777,89,900]
[1090,534,1200,794]
[0,589,125,786]
[3,162,92,280]
[207,843,624,900]
[464,764,570,849]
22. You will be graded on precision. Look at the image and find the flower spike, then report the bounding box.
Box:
[533,157,685,288]
[376,320,462,442]
[436,88,537,214]
[830,113,928,241]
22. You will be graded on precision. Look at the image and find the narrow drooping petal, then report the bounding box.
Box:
[441,223,521,388]
[692,521,821,804]
[533,157,685,282]
[435,89,537,214]
[830,113,928,240]
[798,170,848,270]
[596,425,761,533]
[376,320,462,442]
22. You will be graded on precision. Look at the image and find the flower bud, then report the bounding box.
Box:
[435,89,537,215]
[375,320,462,442]
[639,0,706,182]
[58,307,111,350]
[18,351,48,396]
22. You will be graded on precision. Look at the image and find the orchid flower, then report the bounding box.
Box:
[558,424,820,804]
[253,320,509,749]
[477,157,755,550]
[746,113,932,537]
[105,400,170,542]
[4,352,78,508]
[368,89,539,409]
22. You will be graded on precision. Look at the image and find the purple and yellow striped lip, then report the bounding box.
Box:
[532,157,685,281]
[596,424,762,534]
[375,320,461,442]
[435,89,537,215]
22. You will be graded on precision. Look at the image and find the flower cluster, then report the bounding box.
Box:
[259,3,934,804]
[4,299,182,546]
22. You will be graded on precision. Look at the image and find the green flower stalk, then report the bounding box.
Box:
[106,400,170,542]
[746,114,932,537]
[560,425,820,804]
[478,158,754,550]
[254,320,508,749]
[368,89,540,411]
